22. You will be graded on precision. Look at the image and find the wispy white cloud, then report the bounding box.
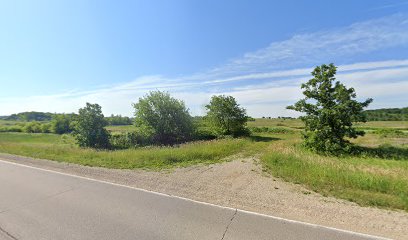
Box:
[209,14,408,76]
[1,14,408,117]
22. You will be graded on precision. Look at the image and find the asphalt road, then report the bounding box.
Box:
[0,160,387,240]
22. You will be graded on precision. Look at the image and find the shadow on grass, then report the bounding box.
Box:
[355,145,408,161]
[248,135,280,142]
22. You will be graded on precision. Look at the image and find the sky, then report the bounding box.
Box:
[0,0,408,117]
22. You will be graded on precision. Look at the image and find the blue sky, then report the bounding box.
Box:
[1,0,408,117]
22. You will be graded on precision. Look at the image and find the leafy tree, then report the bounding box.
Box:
[72,103,110,149]
[205,95,248,136]
[51,114,75,134]
[133,91,194,145]
[287,63,373,154]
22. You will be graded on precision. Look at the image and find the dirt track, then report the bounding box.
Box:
[0,153,407,239]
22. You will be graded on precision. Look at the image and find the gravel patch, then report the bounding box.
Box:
[0,153,407,239]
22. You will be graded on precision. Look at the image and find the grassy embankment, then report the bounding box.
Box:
[0,119,407,211]
[253,119,408,211]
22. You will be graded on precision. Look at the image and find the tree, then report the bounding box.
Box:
[72,103,110,149]
[133,91,194,145]
[51,114,74,134]
[205,95,248,136]
[105,114,132,125]
[287,63,373,154]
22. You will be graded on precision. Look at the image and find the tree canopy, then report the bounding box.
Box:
[72,103,110,149]
[133,91,194,145]
[205,95,248,136]
[287,63,373,154]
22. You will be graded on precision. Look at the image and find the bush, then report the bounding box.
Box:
[133,91,194,145]
[72,103,111,149]
[22,122,43,133]
[205,95,249,137]
[51,114,75,134]
[193,128,217,141]
[41,123,52,133]
[0,126,22,132]
[110,132,153,149]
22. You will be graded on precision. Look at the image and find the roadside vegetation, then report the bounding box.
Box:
[287,63,373,154]
[0,63,407,212]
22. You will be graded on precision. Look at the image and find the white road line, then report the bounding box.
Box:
[0,158,390,240]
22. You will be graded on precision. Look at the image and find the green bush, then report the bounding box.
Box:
[51,114,75,134]
[41,123,51,133]
[72,103,111,149]
[205,95,249,137]
[22,122,43,133]
[0,126,22,132]
[193,127,217,141]
[133,91,194,145]
[110,132,153,149]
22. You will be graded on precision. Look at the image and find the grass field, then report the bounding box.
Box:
[0,132,269,169]
[0,119,407,211]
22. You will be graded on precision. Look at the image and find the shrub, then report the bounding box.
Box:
[133,91,194,145]
[41,123,52,133]
[0,126,22,132]
[22,122,43,133]
[51,114,75,134]
[205,95,249,137]
[72,103,110,149]
[193,128,217,141]
[110,132,153,149]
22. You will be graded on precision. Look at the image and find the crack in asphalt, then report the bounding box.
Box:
[0,225,18,240]
[221,209,237,240]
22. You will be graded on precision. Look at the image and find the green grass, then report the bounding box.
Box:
[0,132,259,170]
[247,118,304,129]
[0,119,407,211]
[261,132,408,211]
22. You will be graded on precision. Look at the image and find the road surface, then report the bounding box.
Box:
[0,159,387,240]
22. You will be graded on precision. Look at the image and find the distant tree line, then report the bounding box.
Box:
[1,111,54,121]
[0,112,134,125]
[363,107,408,121]
[105,114,133,125]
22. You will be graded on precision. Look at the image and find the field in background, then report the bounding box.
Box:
[0,118,407,211]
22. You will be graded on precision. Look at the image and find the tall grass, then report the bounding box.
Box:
[261,136,408,211]
[0,133,250,169]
